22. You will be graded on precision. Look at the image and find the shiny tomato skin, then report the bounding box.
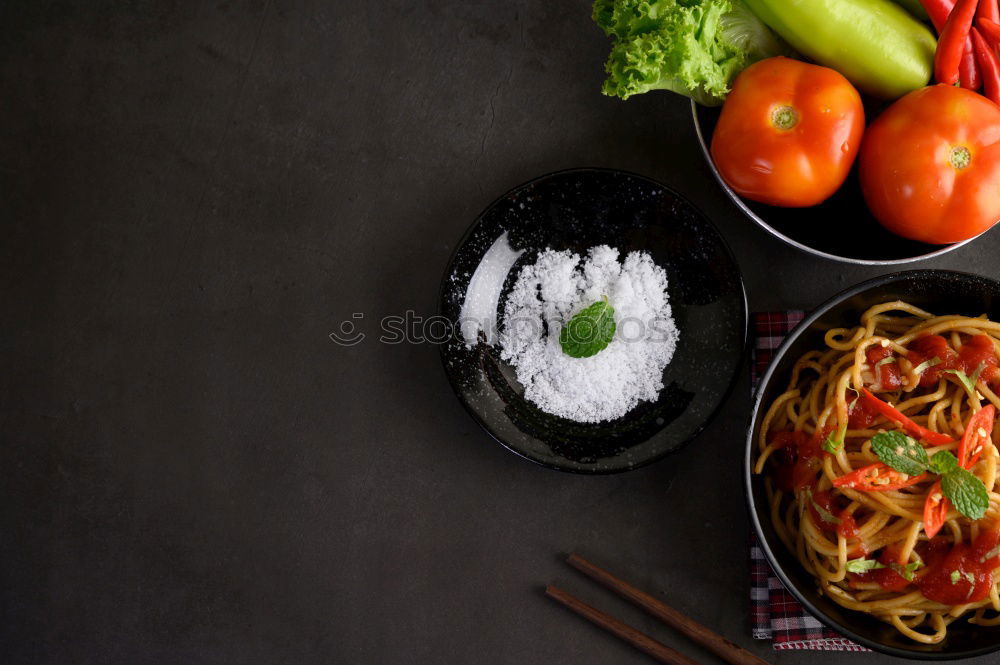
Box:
[711,57,864,208]
[860,85,1000,244]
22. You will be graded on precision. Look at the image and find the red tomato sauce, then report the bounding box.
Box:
[959,334,999,384]
[807,489,866,558]
[917,528,1000,604]
[848,545,910,591]
[907,333,1000,388]
[907,335,958,387]
[770,430,822,492]
[847,397,880,429]
[865,345,902,390]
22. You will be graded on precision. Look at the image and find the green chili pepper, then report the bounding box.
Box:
[743,0,937,99]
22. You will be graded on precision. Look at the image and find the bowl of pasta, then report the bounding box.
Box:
[748,270,1000,658]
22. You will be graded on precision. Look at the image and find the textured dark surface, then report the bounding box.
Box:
[749,271,1000,659]
[2,1,1000,663]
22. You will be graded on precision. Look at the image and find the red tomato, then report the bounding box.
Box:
[860,85,1000,244]
[710,57,864,207]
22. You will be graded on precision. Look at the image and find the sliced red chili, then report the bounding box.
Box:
[959,404,995,469]
[861,389,954,445]
[923,479,949,539]
[833,463,928,492]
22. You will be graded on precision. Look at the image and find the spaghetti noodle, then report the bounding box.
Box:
[754,301,1000,643]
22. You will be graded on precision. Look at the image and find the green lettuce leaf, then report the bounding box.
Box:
[593,0,789,105]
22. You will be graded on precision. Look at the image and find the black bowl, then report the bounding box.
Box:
[747,269,1000,659]
[440,168,747,473]
[692,101,977,265]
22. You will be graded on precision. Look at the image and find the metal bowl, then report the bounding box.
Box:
[692,101,977,265]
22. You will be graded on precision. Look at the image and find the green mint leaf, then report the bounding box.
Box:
[871,431,929,476]
[913,356,942,375]
[559,297,616,359]
[890,561,921,582]
[945,363,986,400]
[930,451,959,476]
[944,369,976,394]
[846,387,861,412]
[951,570,961,584]
[940,467,990,520]
[822,433,843,454]
[875,357,897,368]
[801,487,841,526]
[811,499,840,525]
[846,558,885,574]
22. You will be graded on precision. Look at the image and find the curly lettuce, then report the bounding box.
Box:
[593,0,789,105]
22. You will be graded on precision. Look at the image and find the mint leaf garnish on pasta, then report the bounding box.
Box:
[871,431,929,476]
[941,467,990,521]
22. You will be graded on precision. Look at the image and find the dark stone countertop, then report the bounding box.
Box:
[3,1,999,663]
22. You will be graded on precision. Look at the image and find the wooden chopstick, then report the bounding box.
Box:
[566,553,771,665]
[545,585,703,665]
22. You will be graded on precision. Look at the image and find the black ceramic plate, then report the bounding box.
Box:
[747,270,1000,659]
[692,101,978,265]
[439,168,747,473]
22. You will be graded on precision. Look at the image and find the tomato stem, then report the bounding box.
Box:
[950,145,972,169]
[770,105,798,130]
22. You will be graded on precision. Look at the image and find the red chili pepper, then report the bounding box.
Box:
[958,404,996,467]
[973,29,1000,100]
[920,0,981,87]
[961,44,983,88]
[919,409,993,539]
[937,0,981,85]
[833,463,928,492]
[978,0,999,23]
[923,480,949,539]
[860,389,955,445]
[920,0,957,29]
[979,17,1000,45]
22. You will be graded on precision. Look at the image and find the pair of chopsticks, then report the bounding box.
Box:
[546,553,771,665]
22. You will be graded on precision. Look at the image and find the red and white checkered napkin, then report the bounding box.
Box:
[750,312,870,651]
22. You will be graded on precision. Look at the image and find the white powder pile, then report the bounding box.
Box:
[499,245,679,423]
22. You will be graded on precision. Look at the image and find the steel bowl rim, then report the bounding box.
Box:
[691,100,979,267]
